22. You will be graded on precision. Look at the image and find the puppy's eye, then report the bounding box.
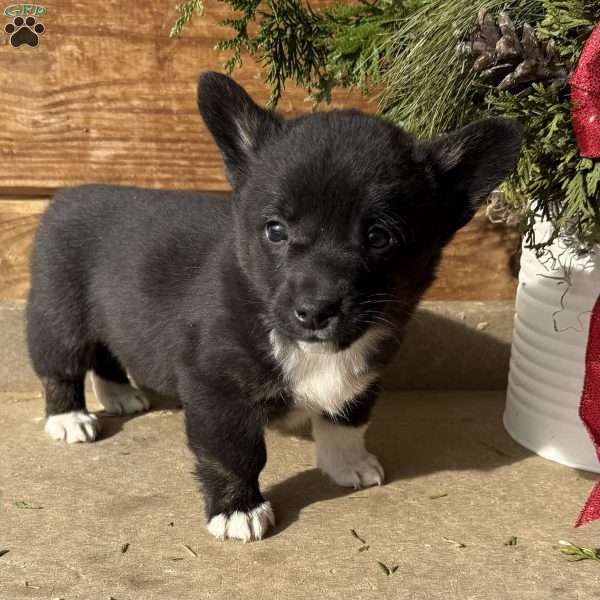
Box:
[367,225,393,250]
[265,221,288,243]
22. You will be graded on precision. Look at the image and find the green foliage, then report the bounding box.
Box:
[170,0,205,38]
[538,0,597,43]
[487,83,600,252]
[213,1,260,73]
[480,1,600,252]
[318,0,423,102]
[251,0,332,106]
[380,0,544,136]
[170,1,415,106]
[170,0,600,252]
[381,0,600,252]
[559,540,600,562]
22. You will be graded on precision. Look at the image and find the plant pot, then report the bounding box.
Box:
[504,220,600,472]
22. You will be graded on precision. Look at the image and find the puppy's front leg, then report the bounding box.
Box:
[312,390,384,489]
[183,384,273,542]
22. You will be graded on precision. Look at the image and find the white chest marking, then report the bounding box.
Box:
[270,327,387,416]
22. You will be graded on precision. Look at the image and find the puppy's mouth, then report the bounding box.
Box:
[271,313,368,351]
[301,323,338,342]
[272,324,339,345]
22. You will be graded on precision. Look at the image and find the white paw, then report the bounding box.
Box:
[312,419,385,489]
[318,447,385,488]
[91,374,150,415]
[207,501,275,542]
[45,411,100,443]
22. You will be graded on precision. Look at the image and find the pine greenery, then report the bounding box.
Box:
[170,0,415,105]
[170,0,205,37]
[380,0,544,137]
[170,0,600,253]
[477,1,600,253]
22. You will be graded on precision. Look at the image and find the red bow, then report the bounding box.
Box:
[576,293,600,526]
[570,23,600,158]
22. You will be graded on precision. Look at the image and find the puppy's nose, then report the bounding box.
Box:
[293,299,341,331]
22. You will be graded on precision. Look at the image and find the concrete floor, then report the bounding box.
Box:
[2,389,600,600]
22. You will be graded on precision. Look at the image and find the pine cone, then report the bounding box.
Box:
[457,8,568,91]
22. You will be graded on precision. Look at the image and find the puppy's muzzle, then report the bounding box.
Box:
[293,297,341,332]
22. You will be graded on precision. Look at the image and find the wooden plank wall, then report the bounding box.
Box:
[0,0,519,301]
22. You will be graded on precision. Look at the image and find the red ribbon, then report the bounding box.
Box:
[576,293,600,527]
[570,23,600,158]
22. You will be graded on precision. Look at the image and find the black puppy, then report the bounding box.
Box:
[26,72,521,541]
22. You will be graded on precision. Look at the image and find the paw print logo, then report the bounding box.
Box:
[4,16,45,48]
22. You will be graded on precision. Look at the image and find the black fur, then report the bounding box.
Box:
[26,72,522,528]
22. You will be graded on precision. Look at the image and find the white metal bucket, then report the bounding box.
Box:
[504,221,600,472]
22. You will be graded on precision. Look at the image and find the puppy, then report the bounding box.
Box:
[26,72,522,542]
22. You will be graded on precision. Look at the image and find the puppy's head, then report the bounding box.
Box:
[198,72,522,348]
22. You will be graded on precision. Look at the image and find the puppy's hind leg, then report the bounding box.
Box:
[26,300,99,443]
[91,344,150,416]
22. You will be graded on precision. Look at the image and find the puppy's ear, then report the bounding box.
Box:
[198,72,282,188]
[423,118,523,230]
